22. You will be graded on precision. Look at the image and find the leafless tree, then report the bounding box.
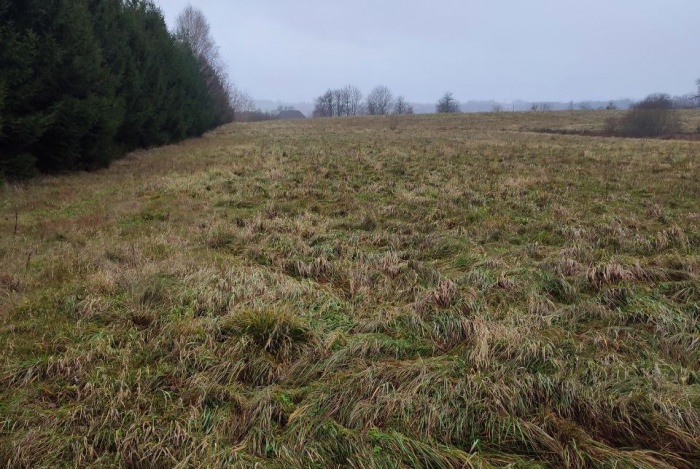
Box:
[578,101,592,111]
[231,84,255,115]
[436,92,460,113]
[313,90,334,117]
[672,94,698,109]
[491,103,504,112]
[345,85,363,116]
[176,5,219,68]
[393,96,409,115]
[332,88,348,116]
[323,89,335,117]
[339,87,351,116]
[313,86,363,117]
[366,85,394,115]
[176,5,234,122]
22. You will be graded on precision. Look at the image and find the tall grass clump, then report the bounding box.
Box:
[221,308,318,361]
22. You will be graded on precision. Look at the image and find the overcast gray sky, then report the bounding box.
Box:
[155,1,699,103]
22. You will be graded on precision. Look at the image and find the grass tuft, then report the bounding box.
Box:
[221,308,318,361]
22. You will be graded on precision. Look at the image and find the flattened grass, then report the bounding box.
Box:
[1,111,699,467]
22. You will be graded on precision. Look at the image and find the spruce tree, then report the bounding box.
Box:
[0,0,229,178]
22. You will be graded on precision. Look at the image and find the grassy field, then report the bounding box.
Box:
[1,111,700,468]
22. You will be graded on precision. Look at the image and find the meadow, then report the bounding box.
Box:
[1,111,699,468]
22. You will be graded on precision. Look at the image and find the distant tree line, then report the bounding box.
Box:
[0,0,233,179]
[310,80,700,139]
[312,87,472,117]
[313,85,413,117]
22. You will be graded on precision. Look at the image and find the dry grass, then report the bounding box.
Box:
[1,111,699,468]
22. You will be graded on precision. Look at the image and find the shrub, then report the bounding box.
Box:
[436,92,460,113]
[619,93,681,137]
[604,116,620,135]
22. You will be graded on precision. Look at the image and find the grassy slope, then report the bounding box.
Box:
[1,111,699,468]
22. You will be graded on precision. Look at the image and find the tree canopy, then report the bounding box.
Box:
[0,0,233,179]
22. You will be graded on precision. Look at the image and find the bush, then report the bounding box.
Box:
[604,116,620,135]
[619,94,681,137]
[436,92,460,113]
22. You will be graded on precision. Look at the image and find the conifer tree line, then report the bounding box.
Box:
[0,0,234,179]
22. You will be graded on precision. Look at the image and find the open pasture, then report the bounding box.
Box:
[1,111,699,467]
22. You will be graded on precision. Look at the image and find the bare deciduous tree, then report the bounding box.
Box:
[231,84,255,115]
[339,87,352,116]
[176,5,234,123]
[393,96,409,115]
[367,85,394,115]
[436,92,460,113]
[313,86,363,117]
[671,94,698,109]
[176,5,218,68]
[332,88,347,117]
[346,85,363,116]
[313,90,334,117]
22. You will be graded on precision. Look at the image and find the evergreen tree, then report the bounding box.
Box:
[0,0,49,177]
[0,0,230,179]
[32,0,119,172]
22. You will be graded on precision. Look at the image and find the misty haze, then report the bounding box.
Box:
[155,0,699,112]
